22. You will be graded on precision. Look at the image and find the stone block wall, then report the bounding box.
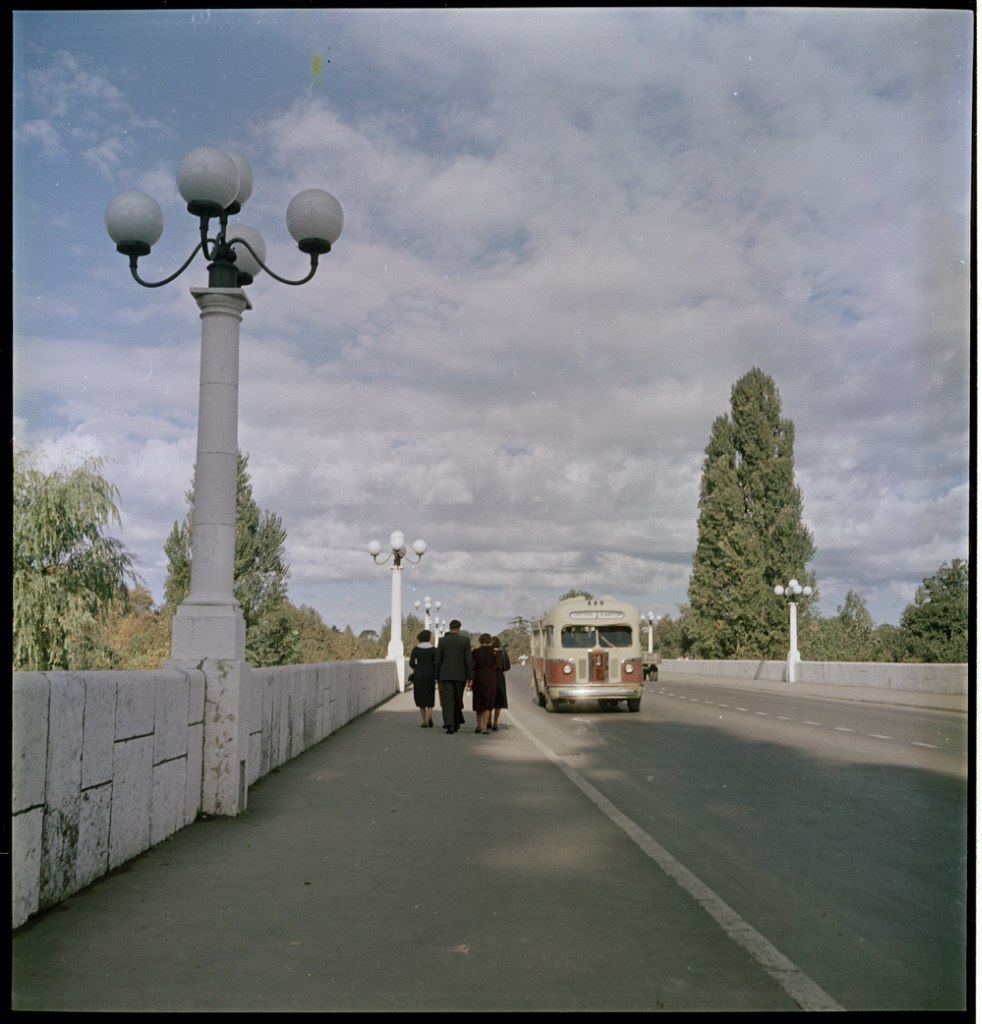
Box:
[11,659,399,930]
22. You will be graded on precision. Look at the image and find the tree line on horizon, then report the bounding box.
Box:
[12,369,969,672]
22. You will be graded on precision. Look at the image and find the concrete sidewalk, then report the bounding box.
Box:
[13,685,811,1013]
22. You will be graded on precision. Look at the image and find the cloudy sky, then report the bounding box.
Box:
[13,8,973,639]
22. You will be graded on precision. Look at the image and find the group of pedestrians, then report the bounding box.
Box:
[408,620,510,734]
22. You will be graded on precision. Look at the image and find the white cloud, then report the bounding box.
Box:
[13,9,972,636]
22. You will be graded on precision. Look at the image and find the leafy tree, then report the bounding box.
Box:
[673,605,698,657]
[559,589,594,601]
[13,450,138,671]
[284,603,340,664]
[358,628,381,647]
[333,624,378,660]
[84,585,172,670]
[163,451,293,664]
[498,616,531,659]
[649,614,684,659]
[686,369,816,658]
[245,603,304,667]
[805,590,888,662]
[896,559,969,663]
[873,623,900,662]
[379,613,425,653]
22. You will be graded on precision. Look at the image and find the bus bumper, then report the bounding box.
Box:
[549,686,643,700]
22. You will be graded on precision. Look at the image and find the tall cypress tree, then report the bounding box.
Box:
[687,368,816,658]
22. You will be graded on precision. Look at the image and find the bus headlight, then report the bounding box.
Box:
[562,663,573,675]
[624,663,634,673]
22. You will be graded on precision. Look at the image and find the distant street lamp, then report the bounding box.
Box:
[774,578,813,683]
[369,531,427,690]
[105,147,343,817]
[414,596,442,639]
[640,610,656,654]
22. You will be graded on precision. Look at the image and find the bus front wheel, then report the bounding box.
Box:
[627,698,641,712]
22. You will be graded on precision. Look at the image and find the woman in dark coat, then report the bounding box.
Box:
[408,630,437,727]
[490,636,510,731]
[469,634,498,734]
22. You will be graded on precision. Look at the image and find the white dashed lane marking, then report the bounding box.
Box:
[654,688,956,757]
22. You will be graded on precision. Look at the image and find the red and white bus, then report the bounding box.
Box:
[530,595,644,712]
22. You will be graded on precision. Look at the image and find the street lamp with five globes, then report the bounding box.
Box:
[369,531,427,690]
[774,578,813,683]
[105,147,343,816]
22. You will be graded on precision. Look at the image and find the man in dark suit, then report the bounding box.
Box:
[435,620,473,733]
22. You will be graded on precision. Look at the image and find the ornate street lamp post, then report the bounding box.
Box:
[106,147,343,816]
[369,531,427,690]
[414,596,442,639]
[774,578,813,683]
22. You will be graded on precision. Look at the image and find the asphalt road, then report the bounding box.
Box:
[509,670,969,1011]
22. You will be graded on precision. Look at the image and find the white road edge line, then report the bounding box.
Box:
[510,714,845,1013]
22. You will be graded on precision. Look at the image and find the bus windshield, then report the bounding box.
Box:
[560,625,633,649]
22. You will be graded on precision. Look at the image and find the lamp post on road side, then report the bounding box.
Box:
[415,596,442,639]
[106,147,343,816]
[640,610,655,654]
[369,531,427,690]
[774,578,812,683]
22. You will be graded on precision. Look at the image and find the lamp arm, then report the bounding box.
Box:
[127,242,205,288]
[226,236,321,286]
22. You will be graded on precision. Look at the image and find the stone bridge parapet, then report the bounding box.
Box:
[12,660,399,929]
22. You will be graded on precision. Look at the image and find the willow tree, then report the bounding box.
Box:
[13,451,137,670]
[686,368,816,658]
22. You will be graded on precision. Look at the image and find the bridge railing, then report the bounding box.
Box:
[658,658,969,693]
[11,660,399,930]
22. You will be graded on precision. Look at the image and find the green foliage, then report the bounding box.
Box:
[336,624,380,660]
[13,450,138,671]
[896,559,969,663]
[288,604,341,663]
[379,614,426,652]
[163,451,294,665]
[253,602,389,665]
[559,589,594,601]
[803,590,893,662]
[686,369,816,659]
[245,603,304,667]
[648,614,684,659]
[162,515,192,609]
